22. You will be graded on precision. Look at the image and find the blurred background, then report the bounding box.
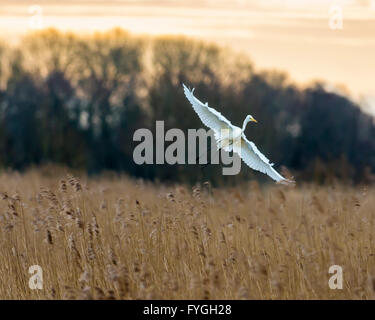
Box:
[0,0,374,184]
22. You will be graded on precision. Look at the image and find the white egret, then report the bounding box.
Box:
[183,84,294,184]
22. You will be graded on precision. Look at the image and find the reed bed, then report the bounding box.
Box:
[0,168,374,299]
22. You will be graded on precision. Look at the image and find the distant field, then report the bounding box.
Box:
[0,168,374,299]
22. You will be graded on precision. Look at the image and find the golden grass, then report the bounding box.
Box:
[0,168,374,299]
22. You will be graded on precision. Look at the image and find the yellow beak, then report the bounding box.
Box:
[250,118,257,123]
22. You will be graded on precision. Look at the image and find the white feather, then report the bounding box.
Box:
[183,84,293,184]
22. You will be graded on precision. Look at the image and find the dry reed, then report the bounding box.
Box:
[0,168,374,299]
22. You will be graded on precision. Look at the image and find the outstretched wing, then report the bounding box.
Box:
[183,83,293,184]
[234,135,294,184]
[183,84,234,134]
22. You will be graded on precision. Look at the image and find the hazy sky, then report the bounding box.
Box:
[1,0,374,114]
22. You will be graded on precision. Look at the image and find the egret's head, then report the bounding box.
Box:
[246,115,257,123]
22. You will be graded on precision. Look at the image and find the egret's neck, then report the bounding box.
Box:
[242,118,249,132]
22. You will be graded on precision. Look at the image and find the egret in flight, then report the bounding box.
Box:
[183,84,294,184]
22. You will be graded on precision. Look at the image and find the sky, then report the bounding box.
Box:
[0,0,374,115]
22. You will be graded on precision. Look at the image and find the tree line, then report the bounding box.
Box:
[0,28,373,184]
